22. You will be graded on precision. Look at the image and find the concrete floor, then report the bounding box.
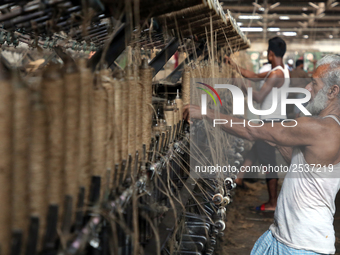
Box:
[220,179,340,255]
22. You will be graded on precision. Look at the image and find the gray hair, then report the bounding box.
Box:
[316,55,340,99]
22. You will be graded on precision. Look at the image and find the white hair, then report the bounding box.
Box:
[305,55,340,115]
[316,55,340,100]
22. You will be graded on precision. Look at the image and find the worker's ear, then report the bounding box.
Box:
[327,85,340,99]
[267,50,273,60]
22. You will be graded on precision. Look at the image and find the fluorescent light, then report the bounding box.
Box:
[237,22,243,26]
[259,7,265,11]
[302,7,308,11]
[239,15,262,19]
[329,34,334,38]
[240,27,263,32]
[267,27,280,32]
[282,32,297,36]
[279,16,290,20]
[303,34,309,38]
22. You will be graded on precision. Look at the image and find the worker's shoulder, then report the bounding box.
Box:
[297,116,340,132]
[268,67,285,78]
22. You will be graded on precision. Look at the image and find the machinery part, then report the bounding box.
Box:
[89,23,130,71]
[144,177,196,255]
[214,220,226,232]
[221,196,231,207]
[180,234,207,245]
[212,193,223,205]
[216,207,226,221]
[214,186,224,196]
[224,177,236,190]
[149,37,179,77]
[179,241,204,252]
[162,42,205,84]
[174,252,202,255]
[184,225,210,236]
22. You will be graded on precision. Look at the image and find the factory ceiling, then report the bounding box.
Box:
[222,0,340,41]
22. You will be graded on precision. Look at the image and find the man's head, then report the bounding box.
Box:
[305,55,340,115]
[267,37,286,63]
[295,60,304,69]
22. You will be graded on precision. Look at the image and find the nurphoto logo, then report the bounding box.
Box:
[199,83,311,116]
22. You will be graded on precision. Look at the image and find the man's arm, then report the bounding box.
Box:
[251,69,284,103]
[183,105,324,148]
[225,56,269,81]
[277,146,294,164]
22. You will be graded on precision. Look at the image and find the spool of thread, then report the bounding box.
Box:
[28,91,48,249]
[113,73,123,186]
[0,59,13,255]
[164,101,174,141]
[41,63,64,210]
[135,65,143,158]
[182,67,191,105]
[101,69,114,187]
[11,70,30,248]
[175,89,183,121]
[121,74,129,162]
[77,58,93,202]
[91,71,108,195]
[140,59,154,151]
[63,58,80,216]
[126,65,136,179]
[164,101,174,127]
[173,102,178,126]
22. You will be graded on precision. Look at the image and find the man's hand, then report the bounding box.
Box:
[183,105,203,123]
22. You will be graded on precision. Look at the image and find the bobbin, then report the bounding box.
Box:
[221,196,231,207]
[212,193,223,205]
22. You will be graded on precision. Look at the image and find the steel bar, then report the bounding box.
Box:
[149,37,179,77]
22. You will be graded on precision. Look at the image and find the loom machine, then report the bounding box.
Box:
[0,0,249,254]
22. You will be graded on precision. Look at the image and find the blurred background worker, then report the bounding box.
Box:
[227,37,290,213]
[287,59,311,118]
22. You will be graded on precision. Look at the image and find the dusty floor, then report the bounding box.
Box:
[220,179,340,255]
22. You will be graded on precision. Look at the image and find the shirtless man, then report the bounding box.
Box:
[184,55,340,254]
